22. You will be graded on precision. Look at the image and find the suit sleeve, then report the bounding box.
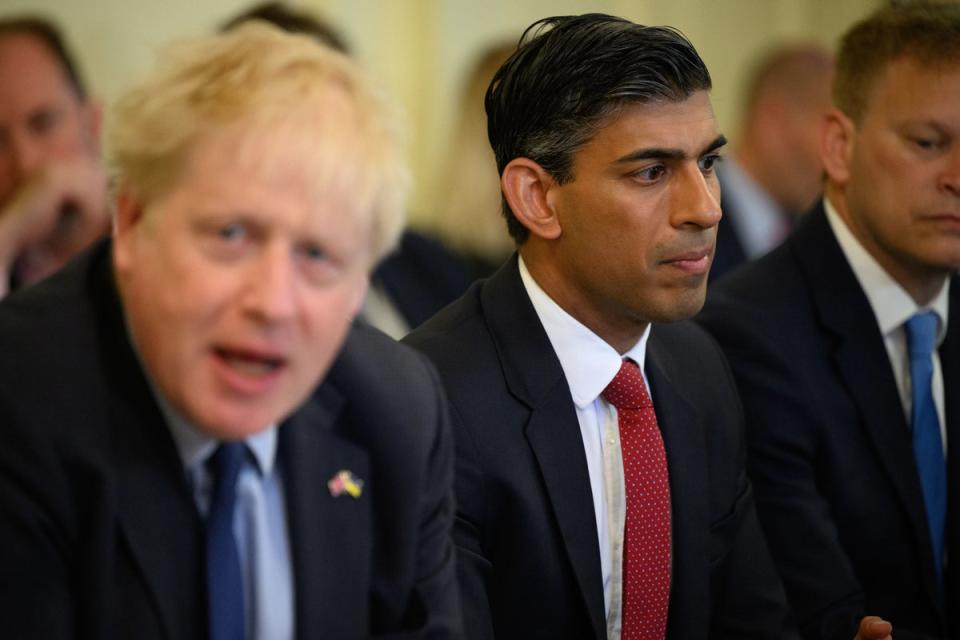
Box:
[696,331,799,640]
[442,397,496,640]
[409,358,465,640]
[699,302,867,640]
[0,395,76,639]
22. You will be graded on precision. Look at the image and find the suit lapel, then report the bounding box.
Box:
[794,206,939,596]
[645,337,708,638]
[281,384,372,640]
[940,281,960,610]
[481,258,607,640]
[95,256,205,640]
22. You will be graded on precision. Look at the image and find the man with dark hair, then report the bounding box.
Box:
[699,3,960,638]
[407,13,890,640]
[0,16,109,296]
[711,43,834,281]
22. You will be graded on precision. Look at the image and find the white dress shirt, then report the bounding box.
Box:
[519,256,652,640]
[825,198,950,451]
[720,159,790,258]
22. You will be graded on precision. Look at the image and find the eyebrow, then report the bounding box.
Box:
[614,134,728,164]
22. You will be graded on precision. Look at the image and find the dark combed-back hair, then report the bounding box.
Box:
[835,1,960,123]
[485,13,712,243]
[0,16,87,100]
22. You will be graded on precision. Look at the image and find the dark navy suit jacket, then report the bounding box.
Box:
[404,256,791,640]
[0,240,461,639]
[699,203,960,640]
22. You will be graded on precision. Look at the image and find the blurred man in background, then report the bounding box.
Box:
[711,43,833,280]
[0,17,108,297]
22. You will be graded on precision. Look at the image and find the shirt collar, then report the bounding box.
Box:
[824,197,950,344]
[719,158,787,258]
[518,255,651,408]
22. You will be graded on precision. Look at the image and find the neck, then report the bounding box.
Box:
[520,246,648,355]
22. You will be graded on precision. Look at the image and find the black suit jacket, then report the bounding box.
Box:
[0,240,461,640]
[698,203,960,640]
[403,256,791,640]
[373,230,474,330]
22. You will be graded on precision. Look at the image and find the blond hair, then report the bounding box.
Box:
[109,22,409,261]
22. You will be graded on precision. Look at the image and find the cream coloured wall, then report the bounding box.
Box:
[0,0,879,221]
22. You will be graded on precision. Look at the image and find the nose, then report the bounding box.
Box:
[940,147,960,197]
[672,162,722,229]
[242,244,298,324]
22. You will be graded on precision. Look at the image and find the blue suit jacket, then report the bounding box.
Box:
[698,203,960,640]
[403,256,791,640]
[0,240,461,639]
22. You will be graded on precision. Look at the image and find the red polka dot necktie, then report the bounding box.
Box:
[602,359,671,640]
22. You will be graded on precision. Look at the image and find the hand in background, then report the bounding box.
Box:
[0,155,108,295]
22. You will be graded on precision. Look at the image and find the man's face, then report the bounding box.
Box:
[832,57,960,301]
[543,91,723,347]
[0,33,97,205]
[113,125,372,440]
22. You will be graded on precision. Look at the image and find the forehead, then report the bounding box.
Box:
[864,57,960,126]
[578,91,719,163]
[173,117,371,224]
[0,33,75,111]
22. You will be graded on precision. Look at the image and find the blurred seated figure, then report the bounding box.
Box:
[430,40,517,280]
[0,17,109,297]
[225,1,473,337]
[0,23,459,638]
[711,43,833,281]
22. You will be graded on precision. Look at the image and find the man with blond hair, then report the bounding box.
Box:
[0,24,460,639]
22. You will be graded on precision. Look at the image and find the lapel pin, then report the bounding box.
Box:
[328,469,364,499]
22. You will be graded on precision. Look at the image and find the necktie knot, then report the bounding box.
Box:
[602,359,652,410]
[906,311,938,362]
[208,442,247,502]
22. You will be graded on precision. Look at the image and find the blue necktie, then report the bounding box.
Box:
[206,443,246,640]
[906,311,946,585]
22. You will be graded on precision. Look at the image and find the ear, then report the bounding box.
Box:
[821,109,855,186]
[111,188,146,272]
[501,157,562,241]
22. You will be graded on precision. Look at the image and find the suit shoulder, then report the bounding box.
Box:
[334,321,439,393]
[650,320,736,387]
[403,281,490,365]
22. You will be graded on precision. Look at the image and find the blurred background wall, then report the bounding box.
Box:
[0,0,880,223]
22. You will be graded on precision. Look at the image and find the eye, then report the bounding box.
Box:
[699,153,723,173]
[631,164,667,183]
[217,222,246,242]
[27,109,60,137]
[299,243,328,263]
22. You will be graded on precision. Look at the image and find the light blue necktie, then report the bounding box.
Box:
[906,311,946,585]
[206,442,247,640]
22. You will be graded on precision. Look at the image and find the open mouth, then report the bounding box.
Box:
[215,347,285,377]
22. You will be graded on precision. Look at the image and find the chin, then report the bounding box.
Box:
[189,404,282,441]
[654,288,707,323]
